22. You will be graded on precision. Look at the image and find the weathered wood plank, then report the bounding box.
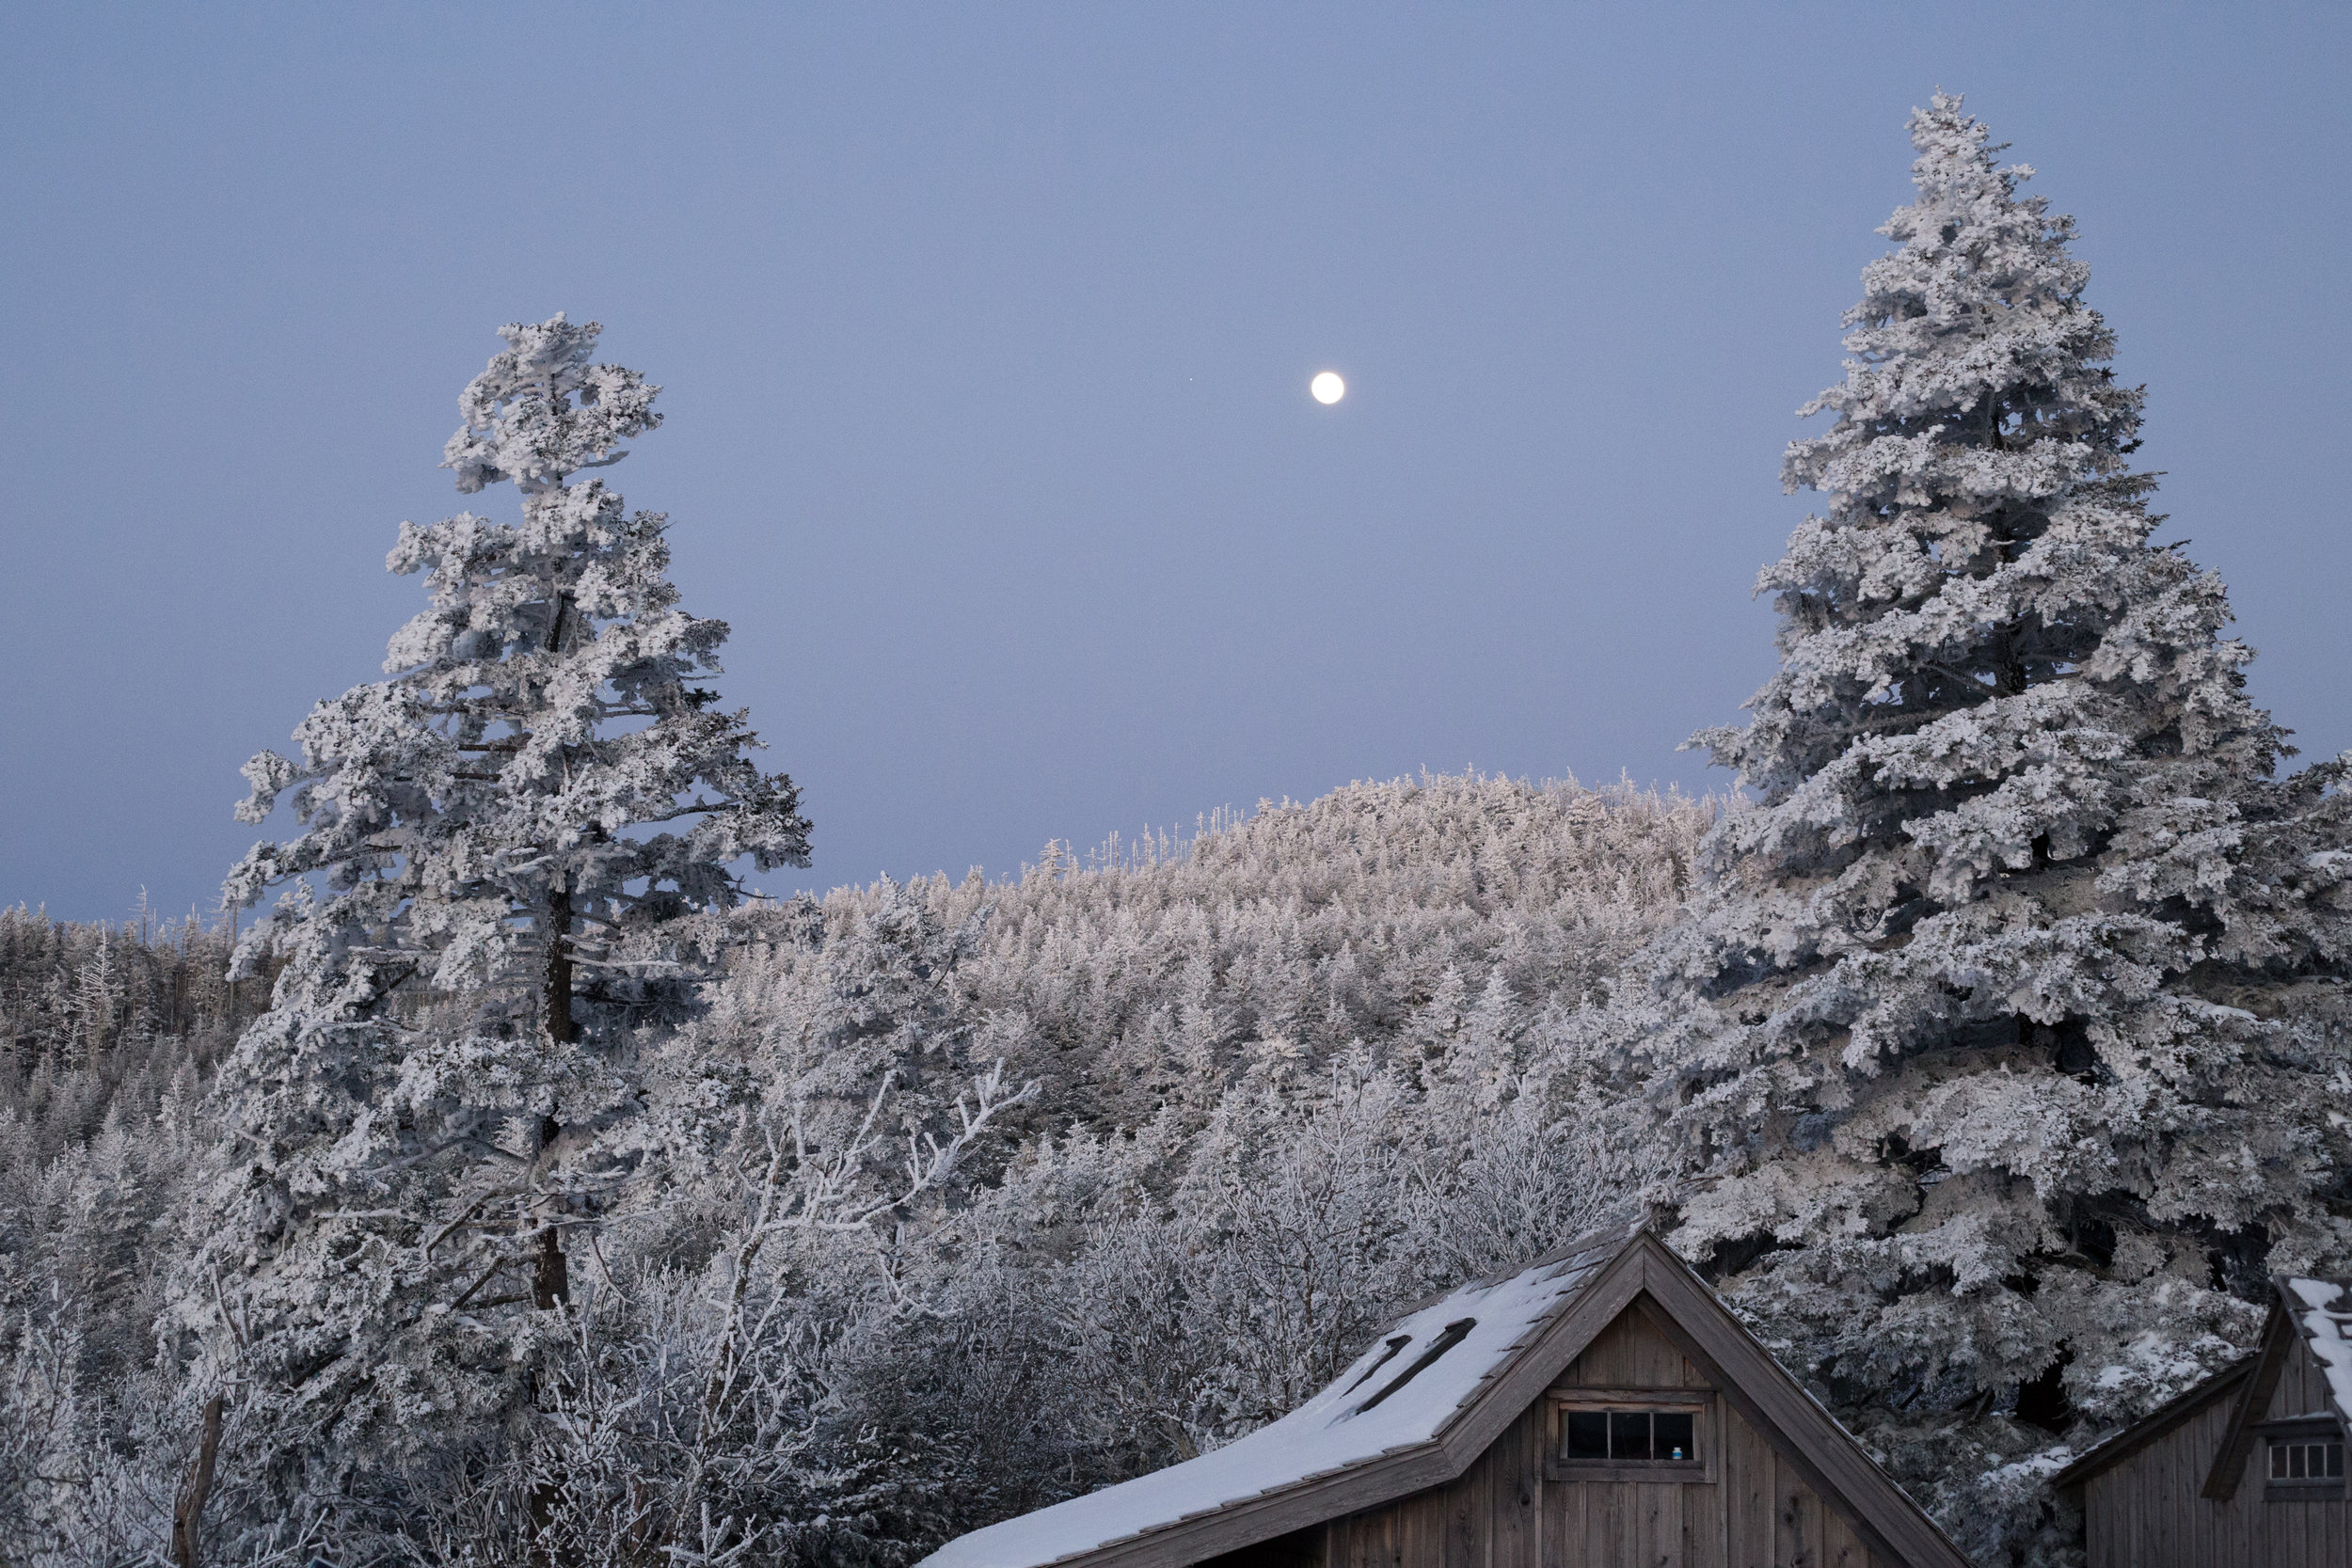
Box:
[1400,1498,1421,1568]
[1489,1406,1539,1568]
[1442,1439,1486,1568]
[1549,1476,1581,1568]
[1818,1503,1867,1568]
[1535,1461,1565,1568]
[1653,1480,1684,1568]
[1775,1453,1819,1568]
[1687,1469,1726,1568]
[1587,1312,1630,1387]
[2192,1401,2211,1560]
[1631,1307,1680,1388]
[1726,1405,1772,1568]
[2242,1452,2265,1567]
[1415,1488,1446,1568]
[1570,1478,1602,1568]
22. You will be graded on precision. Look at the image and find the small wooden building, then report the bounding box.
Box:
[919,1227,1968,1568]
[2053,1276,2352,1567]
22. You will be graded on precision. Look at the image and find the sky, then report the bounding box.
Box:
[4,3,2346,924]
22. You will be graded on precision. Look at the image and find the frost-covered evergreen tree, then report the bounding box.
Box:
[1651,95,2352,1560]
[172,316,810,1494]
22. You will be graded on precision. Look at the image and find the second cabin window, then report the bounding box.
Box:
[2270,1435,2344,1482]
[1564,1409,1699,1465]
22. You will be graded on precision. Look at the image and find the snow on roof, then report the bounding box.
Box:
[920,1233,1628,1568]
[2283,1278,2352,1426]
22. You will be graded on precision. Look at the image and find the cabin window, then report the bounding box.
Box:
[1558,1406,1703,1465]
[2269,1435,2344,1483]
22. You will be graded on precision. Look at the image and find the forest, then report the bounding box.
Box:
[3,95,2347,1568]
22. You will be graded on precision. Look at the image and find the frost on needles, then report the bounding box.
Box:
[1646,94,2352,1557]
[169,317,812,1477]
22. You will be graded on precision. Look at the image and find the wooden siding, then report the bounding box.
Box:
[2083,1330,2351,1568]
[1307,1307,1889,1568]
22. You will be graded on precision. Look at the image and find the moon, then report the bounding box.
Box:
[1311,371,1345,404]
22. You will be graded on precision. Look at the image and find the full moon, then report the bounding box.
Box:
[1310,371,1345,404]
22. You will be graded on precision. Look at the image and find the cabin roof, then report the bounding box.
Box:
[917,1225,1969,1568]
[2282,1277,2352,1427]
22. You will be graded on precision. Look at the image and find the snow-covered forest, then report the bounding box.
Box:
[4,95,2348,1568]
[0,771,1707,1565]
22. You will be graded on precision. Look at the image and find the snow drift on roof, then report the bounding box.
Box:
[2285,1278,2352,1424]
[918,1237,1623,1568]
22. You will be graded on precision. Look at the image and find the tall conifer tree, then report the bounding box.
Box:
[1651,97,2352,1552]
[173,317,810,1485]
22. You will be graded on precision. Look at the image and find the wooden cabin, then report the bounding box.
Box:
[919,1227,1967,1568]
[2053,1276,2352,1567]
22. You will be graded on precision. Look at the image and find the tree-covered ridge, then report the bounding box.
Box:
[0,770,1705,1565]
[804,769,1709,1132]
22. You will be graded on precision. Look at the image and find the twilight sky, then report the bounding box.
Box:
[5,4,2346,924]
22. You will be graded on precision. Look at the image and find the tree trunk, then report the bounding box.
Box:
[543,884,575,1049]
[530,887,575,1558]
[169,1394,224,1568]
[532,1212,570,1310]
[535,883,576,1310]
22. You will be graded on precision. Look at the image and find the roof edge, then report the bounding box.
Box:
[2047,1357,2255,1491]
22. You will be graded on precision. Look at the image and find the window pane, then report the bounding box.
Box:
[1611,1412,1652,1461]
[1655,1412,1695,1462]
[1566,1412,1609,1460]
[2329,1443,2344,1479]
[2274,1446,2288,1479]
[2291,1445,2308,1480]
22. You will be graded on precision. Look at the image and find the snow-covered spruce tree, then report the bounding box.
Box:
[172,317,810,1506]
[1650,97,2352,1558]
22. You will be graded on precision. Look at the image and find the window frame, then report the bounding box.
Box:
[1546,1388,1719,1484]
[2261,1416,2347,1501]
